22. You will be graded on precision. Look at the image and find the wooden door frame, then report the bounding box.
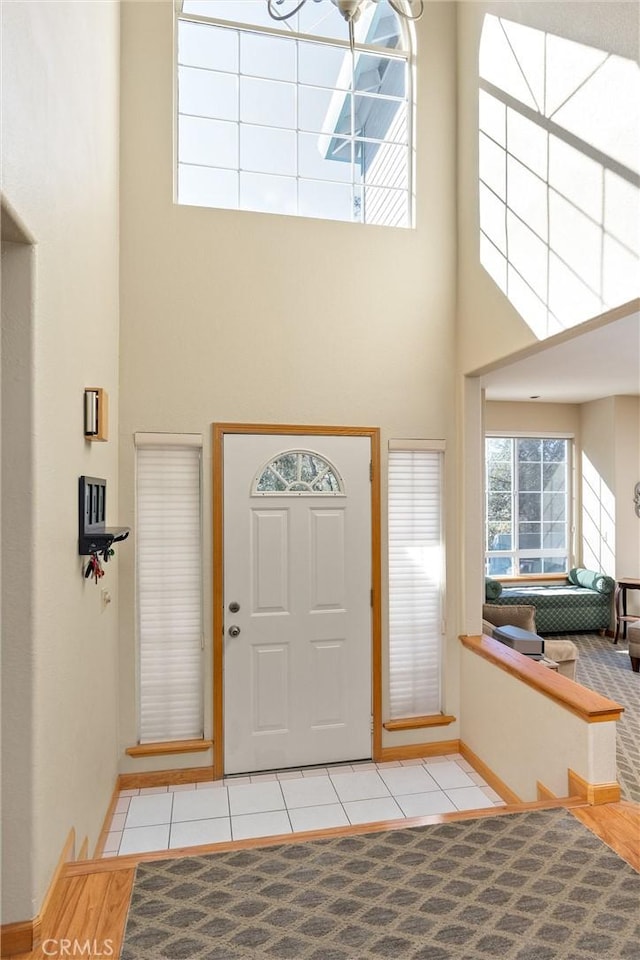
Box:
[212,422,382,778]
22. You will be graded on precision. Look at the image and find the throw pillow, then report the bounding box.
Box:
[485,577,503,600]
[568,567,615,594]
[482,604,537,633]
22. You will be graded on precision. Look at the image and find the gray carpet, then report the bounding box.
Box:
[122,808,640,960]
[549,632,640,803]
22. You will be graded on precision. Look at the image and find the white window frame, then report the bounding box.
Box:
[174,2,416,226]
[135,432,205,744]
[485,431,574,578]
[387,439,445,720]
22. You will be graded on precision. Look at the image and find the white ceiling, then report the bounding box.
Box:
[471,305,640,404]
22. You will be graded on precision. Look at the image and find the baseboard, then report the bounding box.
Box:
[0,919,37,958]
[118,764,215,790]
[37,828,76,946]
[568,768,621,805]
[377,739,460,762]
[94,780,123,858]
[536,781,559,801]
[1,828,75,958]
[459,743,521,804]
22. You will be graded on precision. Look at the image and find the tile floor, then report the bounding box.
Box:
[104,755,506,857]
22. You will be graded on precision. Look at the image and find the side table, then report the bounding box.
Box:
[614,577,640,643]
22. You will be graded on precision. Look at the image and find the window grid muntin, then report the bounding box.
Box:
[177,47,410,123]
[485,435,571,577]
[176,14,413,225]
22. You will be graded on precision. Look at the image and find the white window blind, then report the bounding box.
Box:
[136,438,203,743]
[388,445,444,719]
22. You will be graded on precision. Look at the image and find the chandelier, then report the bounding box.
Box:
[267,0,424,48]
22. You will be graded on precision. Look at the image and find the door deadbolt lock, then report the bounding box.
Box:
[228,601,240,613]
[228,625,241,638]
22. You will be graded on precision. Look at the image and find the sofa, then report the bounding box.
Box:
[482,603,578,680]
[484,568,614,634]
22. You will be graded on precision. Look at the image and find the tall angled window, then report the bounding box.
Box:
[136,434,204,743]
[485,435,571,577]
[176,1,414,226]
[478,14,640,338]
[388,442,445,719]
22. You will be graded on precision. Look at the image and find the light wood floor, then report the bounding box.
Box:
[571,800,640,871]
[10,801,639,960]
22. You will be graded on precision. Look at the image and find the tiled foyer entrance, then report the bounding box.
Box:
[104,755,506,857]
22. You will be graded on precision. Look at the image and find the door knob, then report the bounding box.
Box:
[228,625,241,638]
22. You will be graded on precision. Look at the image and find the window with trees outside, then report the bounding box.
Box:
[485,436,571,577]
[176,1,413,226]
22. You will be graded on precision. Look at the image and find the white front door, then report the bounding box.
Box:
[223,433,372,774]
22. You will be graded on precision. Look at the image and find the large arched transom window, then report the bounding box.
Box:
[176,1,415,226]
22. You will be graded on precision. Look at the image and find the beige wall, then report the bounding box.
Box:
[580,398,617,576]
[1,233,35,924]
[485,401,580,437]
[118,1,459,766]
[456,1,640,373]
[1,0,120,922]
[581,396,640,606]
[613,397,640,589]
[457,0,538,374]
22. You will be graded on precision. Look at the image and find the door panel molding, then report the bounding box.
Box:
[212,422,382,778]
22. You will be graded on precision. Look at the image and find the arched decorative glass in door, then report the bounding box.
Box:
[253,450,345,495]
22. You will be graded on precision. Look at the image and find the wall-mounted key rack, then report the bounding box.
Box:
[79,476,129,556]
